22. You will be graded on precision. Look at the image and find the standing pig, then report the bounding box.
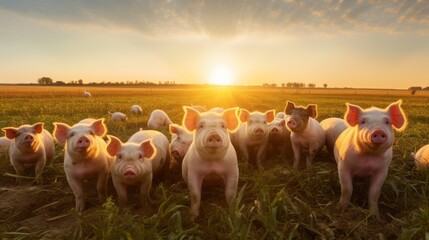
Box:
[320,118,347,155]
[53,118,112,211]
[108,111,128,122]
[334,100,407,220]
[147,109,173,129]
[106,130,169,207]
[230,109,275,169]
[285,101,325,169]
[0,136,12,152]
[2,123,54,182]
[411,144,429,170]
[130,105,143,115]
[267,117,291,158]
[169,123,193,172]
[181,106,239,220]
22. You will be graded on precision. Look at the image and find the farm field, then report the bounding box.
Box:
[0,85,429,239]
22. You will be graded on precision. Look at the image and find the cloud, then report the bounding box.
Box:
[0,0,428,38]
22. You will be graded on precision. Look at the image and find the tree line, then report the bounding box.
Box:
[262,82,328,88]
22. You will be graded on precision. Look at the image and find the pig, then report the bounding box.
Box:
[267,117,291,158]
[190,105,207,112]
[334,100,407,220]
[2,123,54,182]
[275,112,287,119]
[169,123,193,172]
[285,101,325,169]
[53,118,112,212]
[130,105,143,115]
[320,118,347,155]
[108,111,128,122]
[83,90,92,98]
[230,109,275,169]
[181,106,240,220]
[209,107,224,114]
[147,109,173,129]
[0,136,12,152]
[411,144,429,171]
[106,130,169,207]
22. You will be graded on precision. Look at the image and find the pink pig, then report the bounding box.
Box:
[334,100,407,220]
[169,123,193,172]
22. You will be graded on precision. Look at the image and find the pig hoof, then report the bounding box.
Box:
[337,202,348,212]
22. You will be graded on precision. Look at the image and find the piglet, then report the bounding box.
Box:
[108,111,128,122]
[181,106,239,221]
[320,118,347,155]
[53,118,112,212]
[0,136,12,152]
[230,109,275,169]
[334,100,407,220]
[285,101,325,169]
[83,90,92,98]
[2,123,54,182]
[169,123,193,172]
[267,117,291,158]
[147,109,173,129]
[107,130,169,207]
[131,105,143,115]
[411,144,429,171]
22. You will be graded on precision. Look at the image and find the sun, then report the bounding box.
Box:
[208,65,234,86]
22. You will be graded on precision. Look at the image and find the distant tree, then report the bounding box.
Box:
[37,77,53,85]
[408,86,422,91]
[281,83,285,88]
[323,83,327,88]
[270,83,277,88]
[78,79,83,85]
[286,82,293,88]
[54,81,66,85]
[262,83,270,87]
[308,83,316,88]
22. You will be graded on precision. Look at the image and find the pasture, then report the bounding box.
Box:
[0,85,429,239]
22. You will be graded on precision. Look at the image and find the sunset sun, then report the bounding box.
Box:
[208,65,234,86]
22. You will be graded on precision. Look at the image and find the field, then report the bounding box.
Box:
[0,85,429,239]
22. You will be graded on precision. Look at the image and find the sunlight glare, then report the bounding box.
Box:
[208,65,234,86]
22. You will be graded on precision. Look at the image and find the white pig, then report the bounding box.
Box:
[334,100,407,220]
[285,101,325,169]
[147,109,173,129]
[230,109,275,169]
[169,123,193,172]
[181,106,240,220]
[411,144,429,171]
[131,105,143,115]
[275,112,287,119]
[108,111,128,122]
[53,118,112,212]
[0,136,11,152]
[209,107,224,114]
[320,118,347,155]
[2,123,54,182]
[106,130,169,207]
[83,90,92,98]
[267,117,291,158]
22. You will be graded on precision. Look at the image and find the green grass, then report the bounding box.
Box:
[0,86,429,239]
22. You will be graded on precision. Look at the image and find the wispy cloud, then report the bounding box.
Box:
[1,0,428,38]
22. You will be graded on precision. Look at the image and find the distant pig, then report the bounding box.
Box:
[267,117,291,158]
[169,123,193,172]
[285,101,325,169]
[181,106,239,220]
[131,105,143,115]
[2,123,54,182]
[147,109,173,129]
[334,100,407,220]
[108,111,128,122]
[106,130,169,207]
[230,109,275,169]
[320,118,347,155]
[53,118,112,211]
[411,144,429,170]
[83,90,92,98]
[0,136,11,152]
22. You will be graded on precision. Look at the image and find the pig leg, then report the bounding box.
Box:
[338,168,353,211]
[256,142,267,170]
[187,171,203,221]
[305,146,318,169]
[140,173,154,206]
[96,172,108,203]
[67,176,85,211]
[34,158,46,184]
[224,171,238,205]
[368,169,387,221]
[113,180,128,207]
[238,142,250,166]
[291,142,301,169]
[11,160,25,184]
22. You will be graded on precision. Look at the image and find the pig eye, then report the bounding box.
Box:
[138,154,143,159]
[248,120,253,124]
[263,121,267,124]
[221,123,225,128]
[69,132,75,137]
[89,131,94,135]
[117,154,122,160]
[360,119,366,124]
[385,120,390,125]
[198,123,204,129]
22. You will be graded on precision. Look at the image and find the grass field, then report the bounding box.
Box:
[0,85,429,239]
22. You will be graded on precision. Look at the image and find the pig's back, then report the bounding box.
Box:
[321,118,347,152]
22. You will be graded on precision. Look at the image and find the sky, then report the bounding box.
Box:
[0,0,428,89]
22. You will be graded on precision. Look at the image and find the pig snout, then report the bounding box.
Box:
[171,149,182,159]
[206,133,223,148]
[370,130,387,144]
[123,166,137,177]
[270,127,279,134]
[254,128,265,135]
[23,134,34,143]
[76,136,91,148]
[287,119,297,129]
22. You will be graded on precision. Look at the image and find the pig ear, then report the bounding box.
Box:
[183,106,200,132]
[239,109,250,123]
[140,139,156,159]
[306,105,317,119]
[169,123,183,135]
[284,101,295,115]
[223,108,239,131]
[386,100,407,131]
[280,119,286,126]
[2,127,18,140]
[344,103,362,127]
[53,122,71,144]
[265,110,275,123]
[106,135,122,157]
[32,122,44,134]
[92,118,107,137]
